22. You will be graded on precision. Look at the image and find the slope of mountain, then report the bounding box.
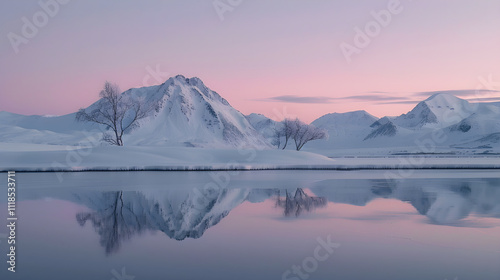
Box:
[364,121,397,140]
[245,113,279,142]
[307,110,378,149]
[370,116,393,128]
[452,132,500,149]
[445,103,500,139]
[0,124,101,145]
[0,111,93,133]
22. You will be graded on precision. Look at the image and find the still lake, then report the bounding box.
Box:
[0,170,499,280]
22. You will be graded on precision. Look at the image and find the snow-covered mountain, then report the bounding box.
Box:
[393,93,474,129]
[309,110,379,149]
[120,75,268,147]
[388,94,500,147]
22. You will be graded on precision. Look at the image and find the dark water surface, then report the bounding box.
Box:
[0,170,499,280]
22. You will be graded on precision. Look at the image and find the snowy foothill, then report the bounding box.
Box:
[1,143,500,172]
[0,144,335,172]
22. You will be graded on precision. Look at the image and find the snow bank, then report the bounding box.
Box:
[1,144,500,172]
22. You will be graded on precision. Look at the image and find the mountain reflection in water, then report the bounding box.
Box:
[70,178,500,254]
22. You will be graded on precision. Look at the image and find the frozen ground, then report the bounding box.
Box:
[1,143,499,172]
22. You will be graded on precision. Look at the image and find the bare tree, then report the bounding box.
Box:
[76,81,151,146]
[292,119,327,151]
[281,118,297,150]
[273,118,327,151]
[275,188,327,217]
[271,123,284,149]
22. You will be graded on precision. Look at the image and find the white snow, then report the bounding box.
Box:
[0,143,499,172]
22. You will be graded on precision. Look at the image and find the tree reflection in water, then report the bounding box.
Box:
[275,188,327,217]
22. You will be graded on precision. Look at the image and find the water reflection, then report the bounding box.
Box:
[275,189,327,217]
[69,178,500,254]
[76,191,152,254]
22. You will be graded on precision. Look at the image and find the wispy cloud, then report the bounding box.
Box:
[259,95,336,104]
[256,90,500,105]
[337,95,410,102]
[258,93,410,104]
[377,100,420,105]
[466,97,500,102]
[413,89,500,98]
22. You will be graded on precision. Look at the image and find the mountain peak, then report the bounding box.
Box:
[424,92,466,105]
[174,74,186,80]
[168,75,205,87]
[313,110,378,126]
[393,93,473,128]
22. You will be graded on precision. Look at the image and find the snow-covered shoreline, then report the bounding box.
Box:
[1,145,500,172]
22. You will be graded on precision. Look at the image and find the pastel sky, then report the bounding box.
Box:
[1,0,499,122]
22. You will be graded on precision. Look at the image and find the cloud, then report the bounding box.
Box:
[377,100,420,105]
[258,93,410,104]
[258,95,336,104]
[337,95,411,102]
[466,97,500,102]
[366,91,392,94]
[413,89,500,98]
[256,90,500,105]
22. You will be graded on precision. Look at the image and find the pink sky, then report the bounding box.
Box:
[1,0,499,122]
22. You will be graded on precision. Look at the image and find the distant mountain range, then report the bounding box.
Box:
[1,75,499,152]
[252,92,500,152]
